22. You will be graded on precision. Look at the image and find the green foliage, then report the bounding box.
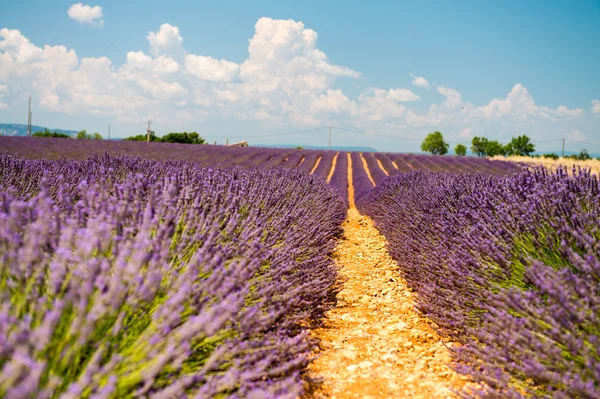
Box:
[471,136,488,157]
[32,129,70,139]
[454,144,467,156]
[421,131,449,155]
[76,130,90,140]
[124,132,205,144]
[91,132,103,140]
[471,136,508,157]
[296,146,303,149]
[485,140,507,157]
[578,149,591,160]
[505,135,535,156]
[543,153,559,160]
[160,132,205,144]
[124,133,161,142]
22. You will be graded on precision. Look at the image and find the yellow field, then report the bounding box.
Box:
[491,155,600,175]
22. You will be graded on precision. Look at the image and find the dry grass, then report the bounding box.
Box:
[491,155,600,175]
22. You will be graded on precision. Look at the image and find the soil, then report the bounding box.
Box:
[306,153,471,399]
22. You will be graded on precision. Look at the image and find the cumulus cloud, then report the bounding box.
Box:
[568,129,587,142]
[459,127,473,138]
[593,99,600,115]
[147,24,184,58]
[437,87,462,109]
[410,73,429,88]
[0,19,596,142]
[185,55,239,82]
[67,3,104,27]
[0,84,8,109]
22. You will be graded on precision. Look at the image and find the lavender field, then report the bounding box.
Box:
[1,137,597,398]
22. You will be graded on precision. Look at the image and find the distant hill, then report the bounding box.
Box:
[0,123,79,137]
[256,144,379,152]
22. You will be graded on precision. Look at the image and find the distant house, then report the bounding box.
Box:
[228,141,249,147]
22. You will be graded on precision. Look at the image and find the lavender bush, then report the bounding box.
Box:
[361,153,388,185]
[311,151,336,179]
[361,167,600,398]
[328,152,349,208]
[350,152,374,206]
[0,153,345,398]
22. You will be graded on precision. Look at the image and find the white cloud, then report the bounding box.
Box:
[568,129,587,142]
[593,99,600,115]
[67,3,104,27]
[185,55,239,82]
[147,24,184,58]
[410,73,429,88]
[0,83,8,109]
[387,88,420,102]
[459,127,473,138]
[0,20,596,144]
[437,86,462,109]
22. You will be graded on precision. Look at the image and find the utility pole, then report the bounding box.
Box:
[108,124,111,141]
[561,138,565,158]
[146,120,152,143]
[328,125,332,150]
[27,95,32,136]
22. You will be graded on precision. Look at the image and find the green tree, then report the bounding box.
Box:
[454,144,467,156]
[161,132,205,144]
[76,130,91,140]
[124,133,161,142]
[421,131,449,155]
[578,149,591,160]
[32,129,70,138]
[485,140,507,157]
[543,153,559,160]
[91,132,103,140]
[471,137,488,157]
[505,135,535,156]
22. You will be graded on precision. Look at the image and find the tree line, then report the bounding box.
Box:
[32,129,207,145]
[124,131,205,144]
[32,129,103,140]
[421,131,595,160]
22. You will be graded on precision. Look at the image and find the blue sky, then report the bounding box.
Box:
[0,0,599,153]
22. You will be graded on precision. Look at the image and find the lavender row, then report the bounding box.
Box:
[312,151,336,179]
[361,152,388,185]
[350,152,374,207]
[0,153,346,398]
[328,152,349,208]
[373,153,401,177]
[361,167,600,398]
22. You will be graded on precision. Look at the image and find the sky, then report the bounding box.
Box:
[0,0,599,153]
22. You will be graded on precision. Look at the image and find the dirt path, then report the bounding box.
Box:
[307,156,469,399]
[327,153,339,183]
[311,156,322,174]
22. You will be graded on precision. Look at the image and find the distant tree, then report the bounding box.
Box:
[161,132,205,144]
[543,153,559,160]
[124,133,161,142]
[471,137,488,157]
[485,140,507,157]
[296,146,303,149]
[32,129,70,138]
[76,130,91,140]
[471,136,509,157]
[123,131,205,144]
[505,135,535,156]
[421,131,449,155]
[578,149,591,160]
[91,132,103,140]
[454,144,467,156]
